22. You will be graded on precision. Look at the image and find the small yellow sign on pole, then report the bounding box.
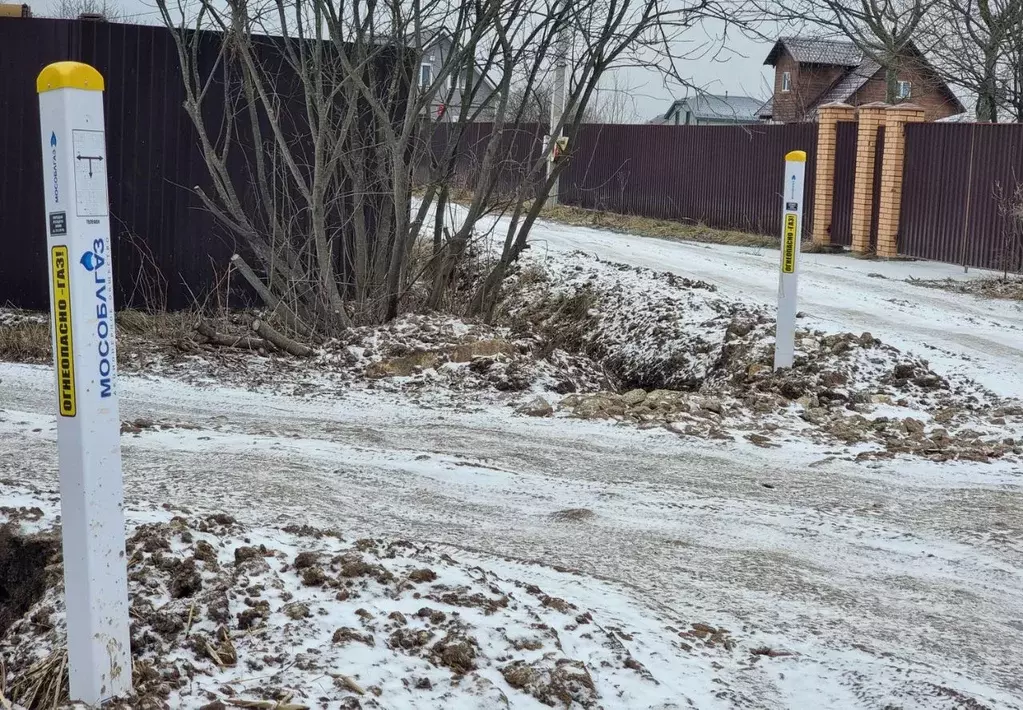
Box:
[781,213,798,274]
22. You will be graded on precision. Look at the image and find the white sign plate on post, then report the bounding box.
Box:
[774,149,806,370]
[72,129,109,217]
[37,61,132,704]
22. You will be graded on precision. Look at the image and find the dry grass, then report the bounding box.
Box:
[539,203,778,249]
[5,648,68,710]
[0,321,51,363]
[802,241,845,254]
[116,309,196,338]
[418,187,779,250]
[0,310,203,366]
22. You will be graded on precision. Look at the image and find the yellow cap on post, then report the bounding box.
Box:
[36,62,105,93]
[785,150,807,163]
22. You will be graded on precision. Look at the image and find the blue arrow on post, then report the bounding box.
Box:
[50,132,57,147]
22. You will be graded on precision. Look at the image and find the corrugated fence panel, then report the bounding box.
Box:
[73,20,237,311]
[900,123,1023,271]
[900,124,976,264]
[829,121,857,245]
[560,123,818,236]
[963,125,1023,272]
[0,18,70,310]
[0,17,237,310]
[1,17,399,310]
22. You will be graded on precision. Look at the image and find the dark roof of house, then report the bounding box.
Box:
[813,57,882,108]
[764,37,862,67]
[757,96,773,119]
[656,94,765,123]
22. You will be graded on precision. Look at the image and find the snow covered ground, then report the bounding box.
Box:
[2,218,1023,708]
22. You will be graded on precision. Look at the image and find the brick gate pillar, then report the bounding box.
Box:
[876,103,927,259]
[810,102,856,246]
[850,102,888,254]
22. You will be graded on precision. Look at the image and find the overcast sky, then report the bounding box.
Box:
[610,28,776,122]
[42,0,779,123]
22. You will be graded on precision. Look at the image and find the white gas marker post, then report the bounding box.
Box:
[774,150,806,370]
[37,61,132,704]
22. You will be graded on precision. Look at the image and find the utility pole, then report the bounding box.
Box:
[548,25,569,205]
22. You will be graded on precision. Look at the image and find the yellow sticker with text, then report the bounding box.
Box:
[50,246,77,417]
[782,213,798,274]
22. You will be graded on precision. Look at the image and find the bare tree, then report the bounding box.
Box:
[155,0,757,333]
[588,71,639,123]
[926,0,1023,121]
[54,0,120,18]
[767,0,937,103]
[1007,25,1023,120]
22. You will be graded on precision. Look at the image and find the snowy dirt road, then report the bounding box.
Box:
[5,218,1023,708]
[2,361,1022,709]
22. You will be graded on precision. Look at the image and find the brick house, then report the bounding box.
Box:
[759,37,964,123]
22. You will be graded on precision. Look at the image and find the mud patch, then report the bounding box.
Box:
[0,526,59,638]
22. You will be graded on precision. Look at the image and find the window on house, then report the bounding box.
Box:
[781,71,791,92]
[420,63,433,89]
[896,80,912,99]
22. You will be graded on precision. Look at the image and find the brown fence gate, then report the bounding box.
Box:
[900,123,1023,272]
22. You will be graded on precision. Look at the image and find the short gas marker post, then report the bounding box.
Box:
[774,150,806,370]
[37,61,132,704]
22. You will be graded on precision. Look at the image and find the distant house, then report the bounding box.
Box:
[651,94,764,126]
[760,37,964,123]
[416,30,497,122]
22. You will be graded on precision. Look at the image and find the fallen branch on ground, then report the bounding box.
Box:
[251,319,314,357]
[196,322,266,351]
[230,255,314,338]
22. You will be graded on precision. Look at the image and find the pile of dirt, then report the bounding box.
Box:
[0,497,690,710]
[502,251,741,391]
[335,313,609,396]
[504,250,1023,461]
[0,308,611,404]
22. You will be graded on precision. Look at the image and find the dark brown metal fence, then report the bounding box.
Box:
[900,123,1023,272]
[419,122,548,197]
[0,17,248,310]
[560,123,819,236]
[1,17,400,311]
[829,121,858,246]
